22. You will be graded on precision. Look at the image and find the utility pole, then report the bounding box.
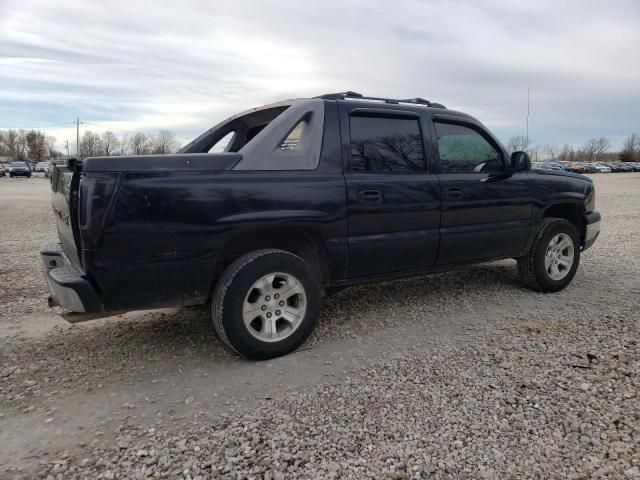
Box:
[73,117,83,157]
[65,140,70,158]
[526,88,530,148]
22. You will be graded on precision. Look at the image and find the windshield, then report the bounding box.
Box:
[10,162,26,167]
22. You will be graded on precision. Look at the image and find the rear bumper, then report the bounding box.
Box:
[40,243,104,313]
[582,211,601,251]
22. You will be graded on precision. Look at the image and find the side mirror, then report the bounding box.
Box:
[510,151,531,172]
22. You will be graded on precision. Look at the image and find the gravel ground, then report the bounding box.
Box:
[0,174,638,479]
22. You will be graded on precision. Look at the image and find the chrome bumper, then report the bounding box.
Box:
[583,212,601,251]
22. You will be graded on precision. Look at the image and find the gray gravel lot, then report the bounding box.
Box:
[0,174,638,479]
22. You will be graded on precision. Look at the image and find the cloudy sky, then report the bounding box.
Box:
[1,0,639,152]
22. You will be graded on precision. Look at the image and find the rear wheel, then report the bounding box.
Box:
[211,249,320,360]
[517,218,581,292]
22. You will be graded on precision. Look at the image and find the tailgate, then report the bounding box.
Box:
[50,162,83,271]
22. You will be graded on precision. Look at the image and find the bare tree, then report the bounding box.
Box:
[150,129,179,154]
[528,145,541,163]
[129,132,150,155]
[45,135,60,158]
[25,130,47,161]
[16,130,28,160]
[79,131,104,158]
[594,137,610,161]
[582,138,598,162]
[583,137,611,162]
[556,144,575,162]
[542,144,559,161]
[506,135,529,153]
[101,131,119,156]
[0,129,21,158]
[113,134,130,155]
[620,133,639,162]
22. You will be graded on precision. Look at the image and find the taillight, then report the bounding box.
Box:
[78,173,118,249]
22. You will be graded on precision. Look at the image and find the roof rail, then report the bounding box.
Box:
[316,91,446,109]
[317,91,364,100]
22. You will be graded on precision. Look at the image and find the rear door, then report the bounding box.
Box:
[431,117,531,264]
[341,105,441,278]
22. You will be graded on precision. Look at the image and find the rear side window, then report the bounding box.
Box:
[350,116,426,173]
[208,131,236,153]
[278,120,305,150]
[434,122,504,173]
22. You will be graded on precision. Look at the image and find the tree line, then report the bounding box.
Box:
[506,133,640,163]
[77,129,181,157]
[3,127,639,163]
[0,128,182,161]
[0,130,58,161]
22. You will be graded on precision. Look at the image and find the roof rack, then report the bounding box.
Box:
[316,91,446,109]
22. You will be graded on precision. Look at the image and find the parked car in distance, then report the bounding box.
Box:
[567,163,585,174]
[612,162,633,172]
[8,161,32,177]
[582,163,598,174]
[0,164,6,177]
[587,162,611,173]
[543,161,567,172]
[41,91,601,359]
[36,162,49,172]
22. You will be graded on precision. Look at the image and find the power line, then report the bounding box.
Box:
[0,123,74,130]
[82,121,143,135]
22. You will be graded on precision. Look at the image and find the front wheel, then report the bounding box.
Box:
[517,218,581,292]
[211,249,321,360]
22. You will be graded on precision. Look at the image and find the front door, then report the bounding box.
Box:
[343,108,441,278]
[432,118,532,264]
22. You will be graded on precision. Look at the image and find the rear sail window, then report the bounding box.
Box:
[279,121,306,151]
[234,99,325,171]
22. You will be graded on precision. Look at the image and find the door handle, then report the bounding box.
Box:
[444,187,463,199]
[358,189,382,203]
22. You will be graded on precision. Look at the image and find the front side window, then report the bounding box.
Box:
[434,122,504,173]
[350,116,426,173]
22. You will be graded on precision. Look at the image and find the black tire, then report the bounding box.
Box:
[211,249,321,360]
[517,218,581,292]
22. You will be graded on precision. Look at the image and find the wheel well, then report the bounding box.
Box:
[543,204,584,234]
[211,227,330,295]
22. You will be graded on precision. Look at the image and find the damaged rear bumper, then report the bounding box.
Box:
[41,243,104,315]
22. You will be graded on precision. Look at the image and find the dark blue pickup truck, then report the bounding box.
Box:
[42,91,601,359]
